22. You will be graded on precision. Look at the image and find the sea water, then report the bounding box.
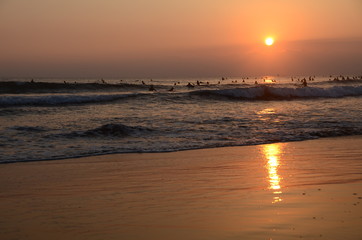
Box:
[1,76,361,163]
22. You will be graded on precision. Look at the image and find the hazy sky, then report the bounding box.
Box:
[1,0,362,77]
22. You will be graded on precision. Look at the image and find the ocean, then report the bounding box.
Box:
[1,76,361,163]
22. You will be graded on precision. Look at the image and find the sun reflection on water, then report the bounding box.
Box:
[262,144,283,203]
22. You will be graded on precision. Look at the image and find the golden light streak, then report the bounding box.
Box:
[262,144,283,203]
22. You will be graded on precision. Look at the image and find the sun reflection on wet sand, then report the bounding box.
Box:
[262,144,283,203]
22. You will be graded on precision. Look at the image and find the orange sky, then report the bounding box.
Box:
[1,0,361,77]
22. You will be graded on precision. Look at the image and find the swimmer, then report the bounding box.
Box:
[149,85,156,91]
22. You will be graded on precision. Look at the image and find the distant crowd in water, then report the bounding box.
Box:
[329,75,361,81]
[27,74,362,91]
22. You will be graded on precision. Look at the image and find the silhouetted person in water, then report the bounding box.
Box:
[149,85,156,91]
[168,87,174,91]
[302,79,307,87]
[187,82,194,88]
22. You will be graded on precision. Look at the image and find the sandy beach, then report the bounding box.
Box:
[1,136,362,240]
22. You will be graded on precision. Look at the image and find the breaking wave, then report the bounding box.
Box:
[0,93,142,107]
[2,85,361,108]
[0,81,147,94]
[192,85,362,100]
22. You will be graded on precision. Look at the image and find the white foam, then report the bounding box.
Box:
[0,93,140,107]
[206,86,362,99]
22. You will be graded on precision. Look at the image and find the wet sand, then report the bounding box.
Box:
[1,136,362,240]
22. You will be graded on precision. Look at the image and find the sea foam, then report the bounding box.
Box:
[193,85,362,100]
[0,93,141,107]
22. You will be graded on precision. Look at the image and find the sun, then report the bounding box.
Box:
[265,37,274,46]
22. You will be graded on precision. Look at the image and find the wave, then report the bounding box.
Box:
[0,81,148,94]
[63,123,153,138]
[192,85,362,100]
[2,85,361,107]
[0,93,143,107]
[10,126,48,132]
[324,79,362,85]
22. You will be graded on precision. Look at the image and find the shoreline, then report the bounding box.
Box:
[1,135,361,239]
[3,135,362,165]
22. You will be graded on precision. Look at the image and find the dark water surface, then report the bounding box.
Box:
[1,76,361,163]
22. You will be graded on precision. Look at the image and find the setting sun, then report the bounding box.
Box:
[265,37,274,46]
